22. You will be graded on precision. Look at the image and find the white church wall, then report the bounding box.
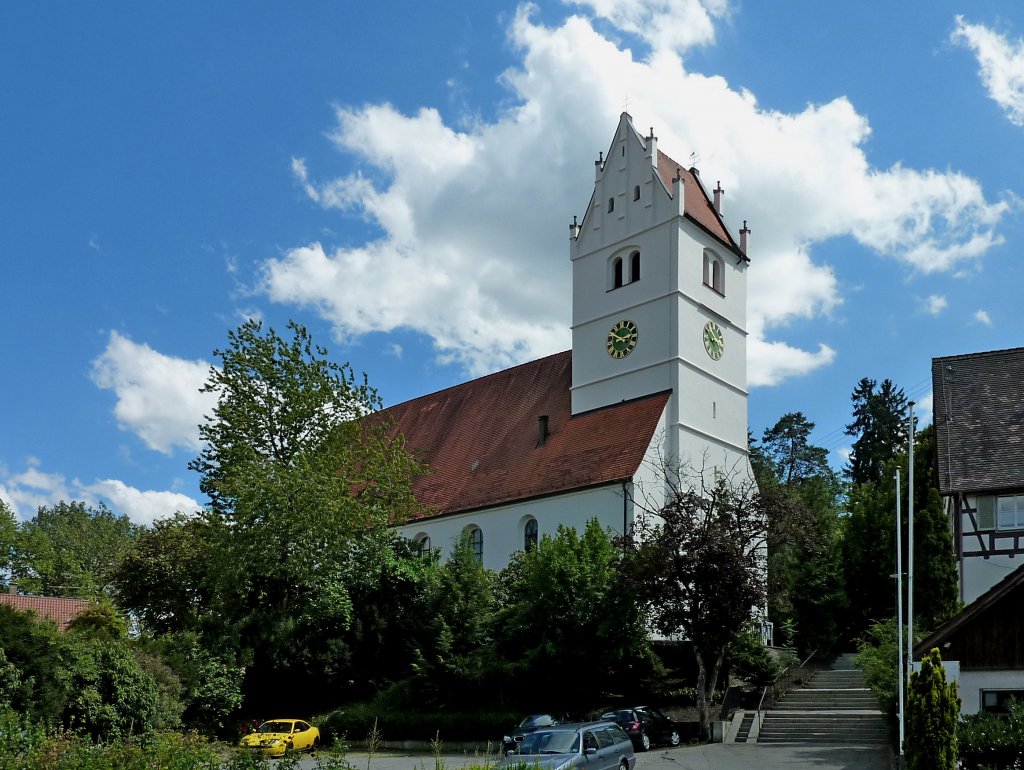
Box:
[395,483,634,572]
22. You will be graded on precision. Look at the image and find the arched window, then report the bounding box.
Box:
[633,185,640,201]
[524,519,538,552]
[630,251,640,283]
[467,527,483,564]
[703,250,725,295]
[607,197,615,213]
[613,257,623,289]
[416,534,431,557]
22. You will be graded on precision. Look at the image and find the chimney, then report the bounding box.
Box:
[713,182,724,215]
[537,415,549,447]
[740,220,751,255]
[569,215,580,240]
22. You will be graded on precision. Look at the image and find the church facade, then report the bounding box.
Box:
[391,113,752,569]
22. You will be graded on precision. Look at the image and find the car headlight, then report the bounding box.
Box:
[269,739,281,746]
[503,735,512,743]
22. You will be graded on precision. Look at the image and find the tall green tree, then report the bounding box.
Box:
[753,414,845,653]
[187,320,425,710]
[0,499,15,589]
[845,378,908,484]
[407,532,497,708]
[12,501,140,598]
[622,471,768,741]
[493,520,653,708]
[112,512,218,636]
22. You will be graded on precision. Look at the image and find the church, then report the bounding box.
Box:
[389,113,753,569]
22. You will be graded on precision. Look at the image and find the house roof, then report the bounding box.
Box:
[381,350,670,521]
[914,561,1024,658]
[655,149,745,259]
[0,593,90,632]
[932,347,1024,494]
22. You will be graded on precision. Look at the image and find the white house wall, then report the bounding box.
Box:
[958,669,1024,715]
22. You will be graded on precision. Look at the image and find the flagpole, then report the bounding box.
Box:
[895,468,905,765]
[907,401,915,674]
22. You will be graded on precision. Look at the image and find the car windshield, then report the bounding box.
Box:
[514,730,579,755]
[258,722,293,734]
[518,714,555,729]
[602,710,633,721]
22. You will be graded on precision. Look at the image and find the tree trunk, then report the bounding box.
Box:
[695,645,727,742]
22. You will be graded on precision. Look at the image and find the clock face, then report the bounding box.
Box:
[606,319,638,359]
[703,321,724,360]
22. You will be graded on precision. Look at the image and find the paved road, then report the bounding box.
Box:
[295,743,893,770]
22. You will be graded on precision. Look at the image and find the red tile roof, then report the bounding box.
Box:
[656,149,743,256]
[382,351,669,521]
[0,594,90,632]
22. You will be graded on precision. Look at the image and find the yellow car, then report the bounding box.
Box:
[239,718,320,757]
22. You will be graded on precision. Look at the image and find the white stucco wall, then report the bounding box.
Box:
[958,669,1024,714]
[395,483,636,572]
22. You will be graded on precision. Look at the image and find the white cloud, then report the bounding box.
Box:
[924,294,948,315]
[915,392,934,427]
[974,309,992,325]
[91,331,216,454]
[262,3,1009,385]
[952,16,1024,126]
[0,459,196,525]
[78,479,199,526]
[566,0,731,54]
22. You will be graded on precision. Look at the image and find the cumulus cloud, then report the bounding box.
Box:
[91,331,216,454]
[974,309,992,325]
[924,294,948,315]
[262,2,1009,386]
[952,16,1024,126]
[0,459,196,525]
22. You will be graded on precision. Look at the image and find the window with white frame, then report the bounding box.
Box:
[998,494,1024,530]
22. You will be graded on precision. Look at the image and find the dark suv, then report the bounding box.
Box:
[598,707,680,751]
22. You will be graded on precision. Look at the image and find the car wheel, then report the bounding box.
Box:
[311,737,320,753]
[668,730,680,747]
[639,732,651,752]
[620,761,629,770]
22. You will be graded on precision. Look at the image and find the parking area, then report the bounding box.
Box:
[296,743,893,770]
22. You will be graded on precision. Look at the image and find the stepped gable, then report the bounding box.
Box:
[382,350,670,520]
[0,593,90,632]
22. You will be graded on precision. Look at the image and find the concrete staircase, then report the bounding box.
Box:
[757,654,888,745]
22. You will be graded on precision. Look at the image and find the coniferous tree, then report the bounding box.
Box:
[906,647,959,770]
[845,378,908,484]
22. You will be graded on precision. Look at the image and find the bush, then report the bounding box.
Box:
[317,700,519,745]
[958,699,1024,770]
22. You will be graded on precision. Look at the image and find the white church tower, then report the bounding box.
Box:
[569,112,751,479]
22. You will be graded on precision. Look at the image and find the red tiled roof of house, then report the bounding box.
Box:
[656,149,742,255]
[382,350,669,521]
[0,593,90,632]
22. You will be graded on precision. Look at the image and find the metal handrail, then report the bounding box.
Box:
[756,649,819,729]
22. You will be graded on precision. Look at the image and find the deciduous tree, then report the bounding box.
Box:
[12,501,139,598]
[621,469,767,741]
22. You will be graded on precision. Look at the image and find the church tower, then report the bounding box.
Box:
[569,113,751,476]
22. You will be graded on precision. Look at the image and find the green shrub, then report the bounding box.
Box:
[905,648,958,770]
[958,699,1024,770]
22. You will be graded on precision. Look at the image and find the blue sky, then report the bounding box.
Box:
[3,1,1023,524]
